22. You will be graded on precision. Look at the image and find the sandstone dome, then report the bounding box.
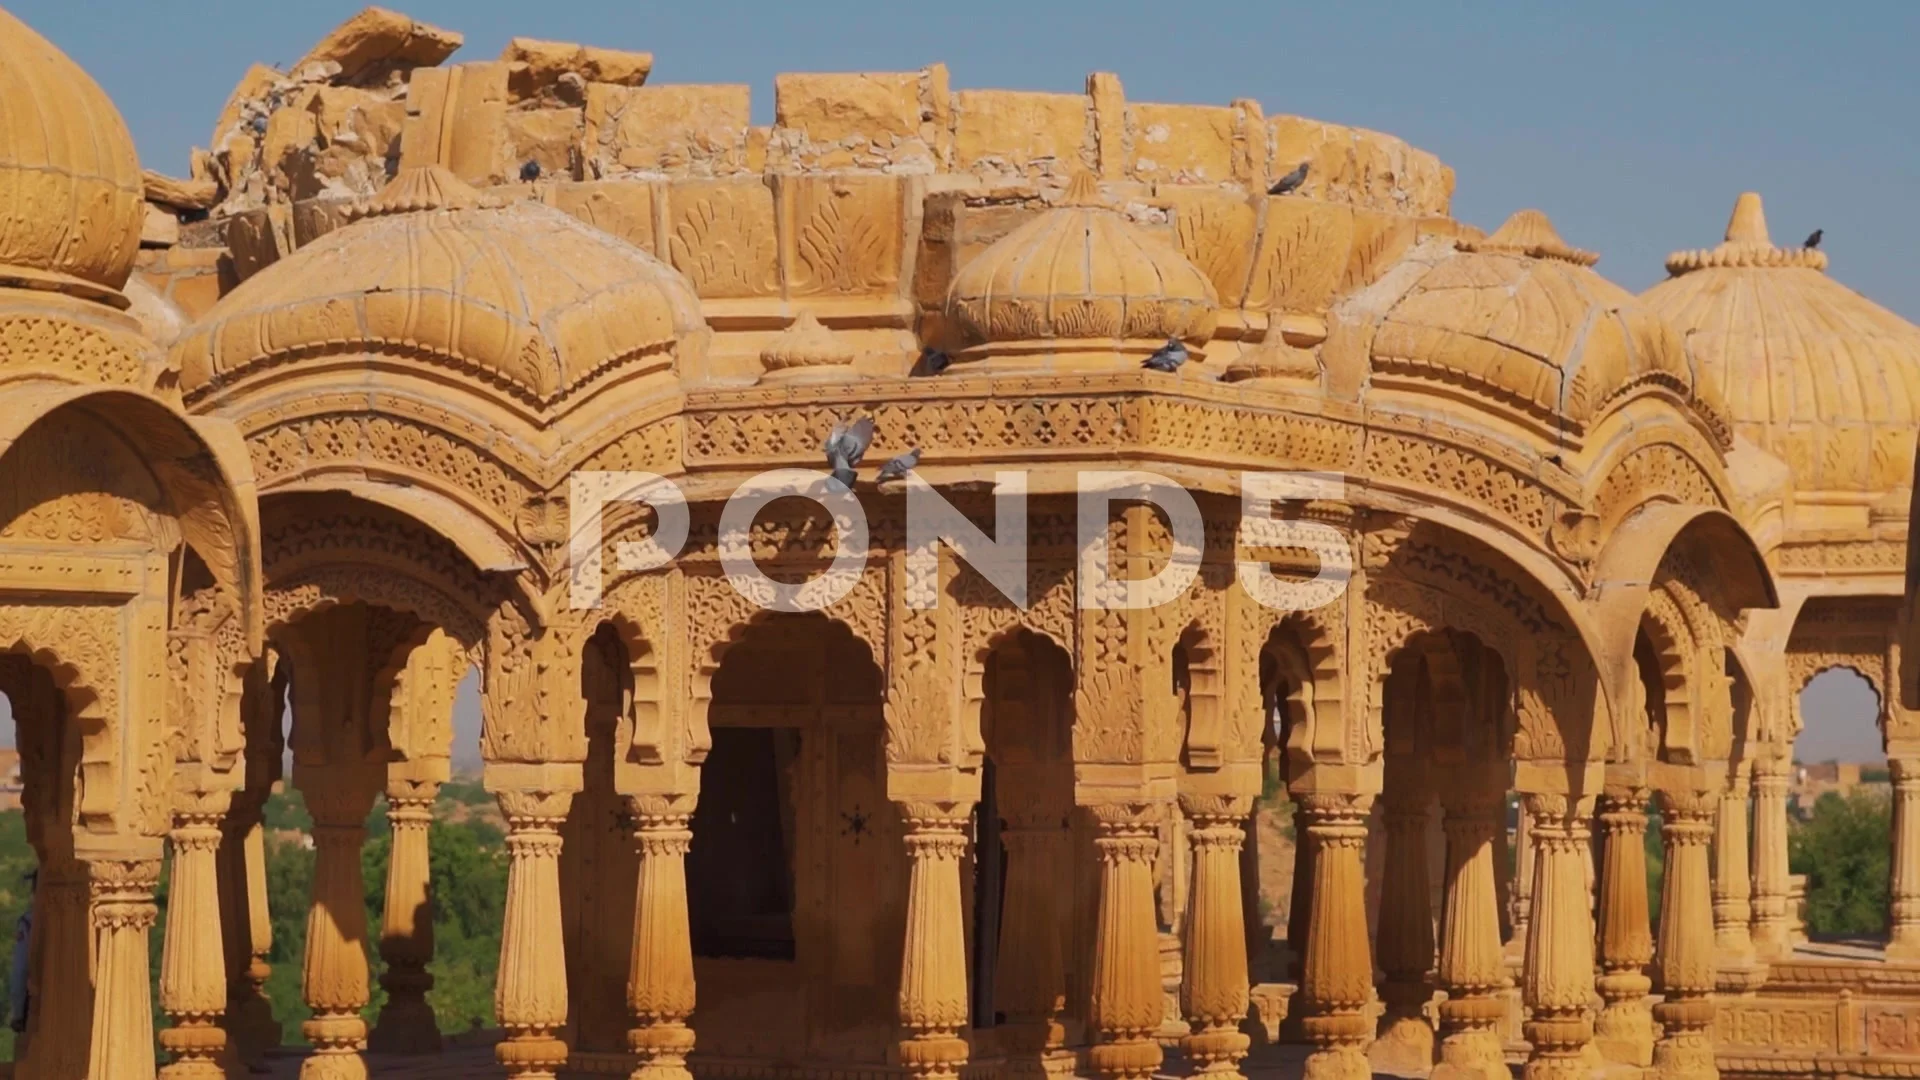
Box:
[173,165,707,407]
[0,6,146,304]
[1345,209,1725,443]
[1640,192,1920,496]
[945,172,1216,362]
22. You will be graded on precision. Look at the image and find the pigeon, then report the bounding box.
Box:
[1142,337,1190,373]
[876,448,921,482]
[249,113,269,135]
[823,417,875,492]
[1268,161,1309,196]
[912,347,952,376]
[519,160,542,182]
[1804,229,1823,250]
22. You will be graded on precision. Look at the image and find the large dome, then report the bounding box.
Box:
[945,172,1216,359]
[1640,192,1920,497]
[1345,209,1724,443]
[174,166,707,407]
[0,6,144,303]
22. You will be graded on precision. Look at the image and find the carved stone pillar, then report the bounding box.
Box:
[159,794,233,1079]
[1297,793,1375,1080]
[297,765,380,1080]
[894,801,973,1080]
[242,822,278,1050]
[1593,789,1654,1068]
[1520,794,1595,1080]
[370,778,441,1054]
[1890,759,1920,961]
[995,815,1071,1079]
[220,809,278,1066]
[1507,807,1533,959]
[496,787,576,1080]
[1372,779,1434,1073]
[88,858,163,1080]
[1085,802,1164,1080]
[1653,788,1720,1080]
[1431,787,1507,1080]
[1178,795,1251,1080]
[19,852,94,1079]
[1278,802,1316,1045]
[625,794,697,1080]
[1712,773,1762,989]
[1286,804,1315,982]
[1748,753,1792,958]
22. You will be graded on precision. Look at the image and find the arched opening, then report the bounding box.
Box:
[1254,623,1315,987]
[686,612,893,1060]
[0,654,83,1071]
[561,624,640,1055]
[972,629,1074,1041]
[1796,668,1885,772]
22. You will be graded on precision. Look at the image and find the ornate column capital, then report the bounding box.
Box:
[88,857,162,924]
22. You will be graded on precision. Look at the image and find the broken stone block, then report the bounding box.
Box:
[953,89,1088,180]
[401,62,512,183]
[584,83,750,177]
[141,204,180,248]
[210,63,281,151]
[578,46,652,87]
[505,108,584,181]
[296,6,463,86]
[503,38,653,102]
[1129,102,1236,184]
[143,170,219,211]
[774,72,921,146]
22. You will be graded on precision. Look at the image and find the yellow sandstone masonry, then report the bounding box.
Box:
[6,4,1920,1079]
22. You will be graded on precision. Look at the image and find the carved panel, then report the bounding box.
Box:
[782,175,904,297]
[0,314,147,385]
[664,179,779,299]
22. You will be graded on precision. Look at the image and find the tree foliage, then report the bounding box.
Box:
[0,780,509,1059]
[1790,789,1890,938]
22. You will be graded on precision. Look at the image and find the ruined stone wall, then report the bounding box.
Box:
[142,7,1468,379]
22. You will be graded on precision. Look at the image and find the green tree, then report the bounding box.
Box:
[1790,789,1890,938]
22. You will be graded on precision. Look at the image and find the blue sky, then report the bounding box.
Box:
[3,1,1906,761]
[15,0,1920,315]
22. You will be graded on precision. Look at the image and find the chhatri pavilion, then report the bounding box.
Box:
[3,5,1920,1080]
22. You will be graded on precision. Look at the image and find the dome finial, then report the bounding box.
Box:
[1725,192,1770,244]
[1458,209,1598,266]
[1664,191,1826,275]
[346,164,504,221]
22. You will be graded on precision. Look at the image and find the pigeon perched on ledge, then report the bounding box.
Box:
[1268,161,1309,196]
[912,348,952,376]
[1805,229,1823,249]
[1142,337,1190,373]
[519,160,542,182]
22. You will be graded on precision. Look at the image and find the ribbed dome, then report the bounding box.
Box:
[0,6,145,304]
[1361,210,1723,441]
[1641,192,1920,496]
[946,173,1217,349]
[174,166,707,406]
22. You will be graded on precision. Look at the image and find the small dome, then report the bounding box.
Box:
[1641,192,1920,496]
[945,173,1217,356]
[0,6,145,303]
[1356,210,1723,441]
[174,166,707,406]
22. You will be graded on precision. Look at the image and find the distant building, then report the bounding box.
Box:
[1792,761,1890,812]
[0,749,17,812]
